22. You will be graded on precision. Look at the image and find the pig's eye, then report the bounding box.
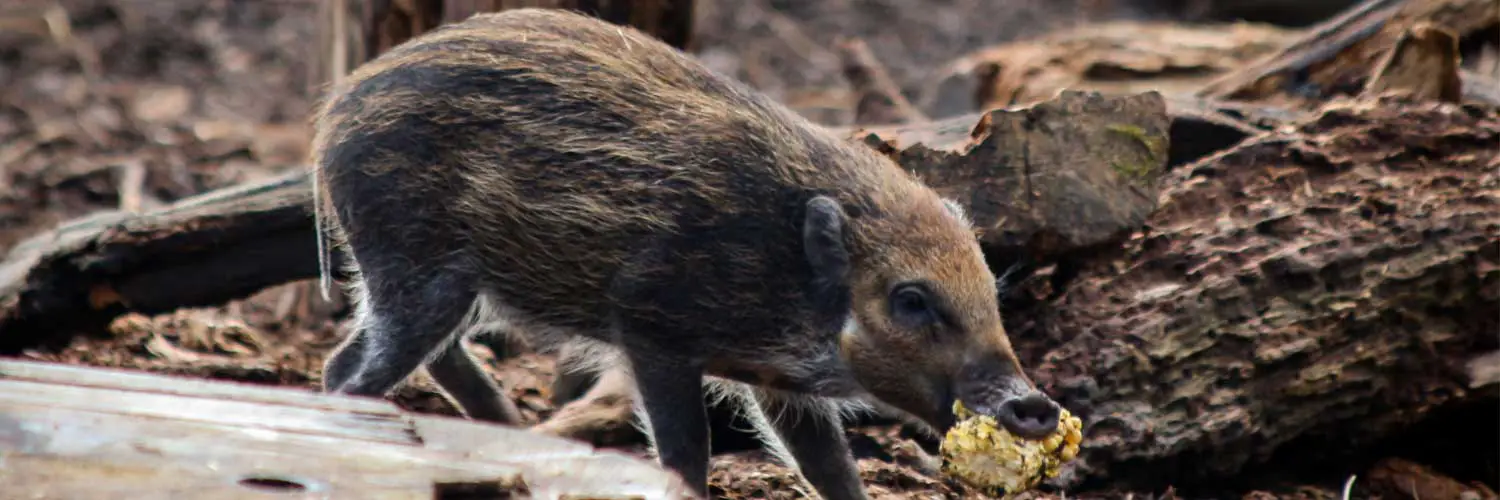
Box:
[889,283,937,326]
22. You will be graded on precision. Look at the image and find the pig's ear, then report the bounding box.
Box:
[803,195,850,285]
[802,195,853,325]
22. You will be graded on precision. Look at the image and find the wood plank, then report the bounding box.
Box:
[0,359,694,499]
[0,403,517,499]
[0,358,393,414]
[0,378,418,446]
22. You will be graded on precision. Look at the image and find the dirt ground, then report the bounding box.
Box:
[0,0,1474,499]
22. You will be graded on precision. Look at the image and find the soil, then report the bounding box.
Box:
[0,1,1486,499]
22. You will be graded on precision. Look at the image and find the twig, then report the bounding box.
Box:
[755,5,840,72]
[834,37,928,126]
[39,3,69,44]
[0,3,99,79]
[116,160,147,213]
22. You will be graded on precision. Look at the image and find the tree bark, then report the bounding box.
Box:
[926,20,1297,113]
[1014,95,1499,491]
[1146,0,1364,26]
[1195,0,1500,108]
[310,0,697,94]
[913,19,1308,169]
[847,90,1170,260]
[1360,22,1464,102]
[0,172,322,353]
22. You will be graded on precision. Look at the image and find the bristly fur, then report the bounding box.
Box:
[308,8,1056,500]
[313,170,336,301]
[995,257,1036,299]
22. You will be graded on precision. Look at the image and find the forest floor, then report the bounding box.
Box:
[0,0,1491,499]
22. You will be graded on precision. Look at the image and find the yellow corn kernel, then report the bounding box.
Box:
[938,400,1084,498]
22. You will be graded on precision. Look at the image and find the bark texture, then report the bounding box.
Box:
[844,91,1170,259]
[1014,96,1500,490]
[916,20,1310,170]
[1196,0,1499,108]
[311,0,697,93]
[1146,0,1364,26]
[0,172,321,353]
[925,20,1296,112]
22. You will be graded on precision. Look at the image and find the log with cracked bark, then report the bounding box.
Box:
[919,20,1298,114]
[0,172,322,353]
[1015,95,1499,491]
[1195,0,1500,108]
[847,90,1170,260]
[913,19,1310,169]
[1148,0,1365,26]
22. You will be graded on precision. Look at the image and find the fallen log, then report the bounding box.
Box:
[1365,457,1499,500]
[0,90,1171,354]
[915,20,1310,169]
[1156,95,1299,168]
[0,171,323,353]
[1360,22,1464,102]
[846,90,1169,259]
[1148,0,1364,26]
[543,100,1500,494]
[1195,0,1500,107]
[1015,95,1500,492]
[919,20,1298,114]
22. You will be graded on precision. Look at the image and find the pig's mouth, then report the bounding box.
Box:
[944,358,1064,441]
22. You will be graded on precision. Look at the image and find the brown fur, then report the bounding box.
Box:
[309,9,1059,500]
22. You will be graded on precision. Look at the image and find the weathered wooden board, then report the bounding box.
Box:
[0,358,694,499]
